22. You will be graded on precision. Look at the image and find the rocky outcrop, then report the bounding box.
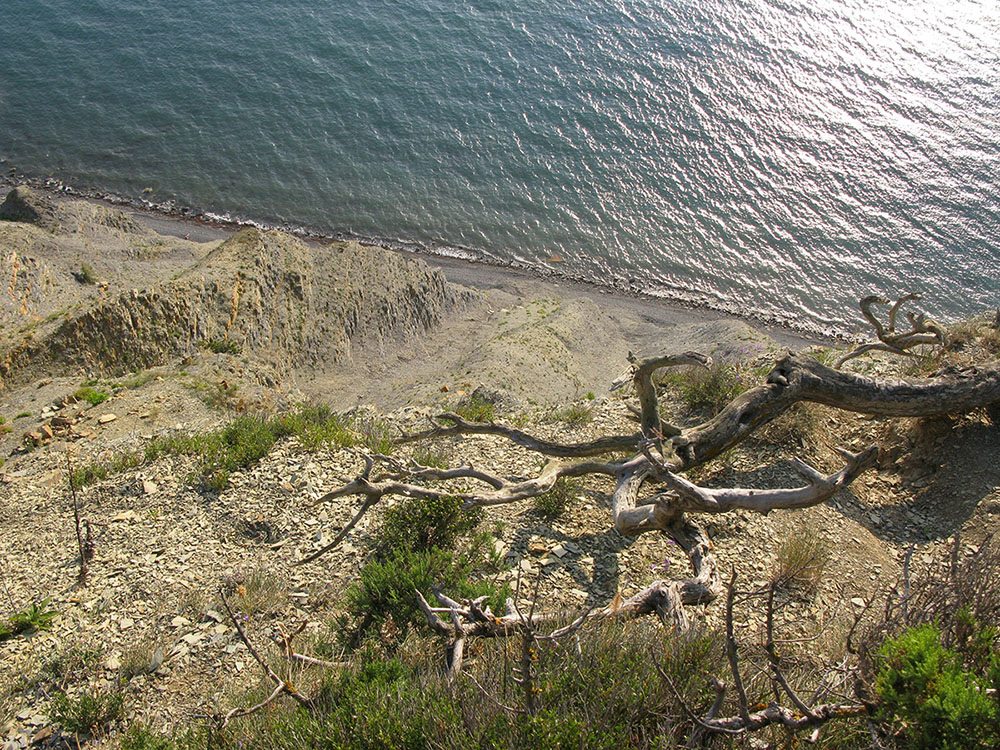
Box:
[0,222,465,387]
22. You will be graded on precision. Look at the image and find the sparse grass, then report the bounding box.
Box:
[14,411,30,419]
[73,385,109,406]
[228,565,285,616]
[545,402,594,427]
[354,415,395,454]
[772,531,829,597]
[122,370,156,389]
[29,645,101,693]
[185,375,240,410]
[411,444,451,468]
[754,402,821,446]
[660,361,763,415]
[120,635,166,680]
[0,599,57,641]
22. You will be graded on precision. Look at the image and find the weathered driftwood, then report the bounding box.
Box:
[307,307,1000,629]
[834,293,947,368]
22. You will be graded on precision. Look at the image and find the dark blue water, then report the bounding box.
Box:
[1,0,998,333]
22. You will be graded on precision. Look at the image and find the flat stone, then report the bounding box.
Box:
[97,413,117,424]
[142,480,158,495]
[170,616,191,628]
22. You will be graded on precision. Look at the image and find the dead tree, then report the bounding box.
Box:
[302,298,1000,629]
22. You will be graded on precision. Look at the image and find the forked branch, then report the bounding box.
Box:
[835,293,947,368]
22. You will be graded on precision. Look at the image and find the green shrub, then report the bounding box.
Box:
[198,337,240,355]
[343,494,502,647]
[73,385,109,406]
[376,495,481,556]
[52,684,125,737]
[876,623,1000,749]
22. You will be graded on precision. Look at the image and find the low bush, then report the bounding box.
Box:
[660,361,760,415]
[875,622,1000,749]
[772,530,828,596]
[342,494,504,649]
[198,337,241,355]
[544,402,594,427]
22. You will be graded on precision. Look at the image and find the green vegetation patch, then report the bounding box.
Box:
[73,385,109,406]
[876,621,1000,749]
[69,406,387,492]
[198,337,241,355]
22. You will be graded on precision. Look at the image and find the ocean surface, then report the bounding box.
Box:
[1,0,998,334]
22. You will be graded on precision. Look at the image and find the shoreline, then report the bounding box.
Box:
[0,171,833,348]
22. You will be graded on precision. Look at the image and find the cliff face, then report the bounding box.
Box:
[0,188,464,387]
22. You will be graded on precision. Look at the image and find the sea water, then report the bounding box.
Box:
[1,0,997,333]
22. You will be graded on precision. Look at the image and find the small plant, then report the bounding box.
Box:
[0,416,9,436]
[228,565,285,616]
[185,376,241,410]
[14,411,31,419]
[122,370,156,389]
[355,416,395,455]
[198,337,241,355]
[76,264,97,284]
[52,684,126,738]
[342,494,502,647]
[454,394,495,422]
[533,478,578,521]
[376,495,482,556]
[0,598,58,640]
[73,385,109,406]
[29,645,101,692]
[772,531,828,596]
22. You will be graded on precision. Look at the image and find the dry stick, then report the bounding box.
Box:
[214,589,313,728]
[764,585,816,720]
[724,570,752,726]
[65,450,88,587]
